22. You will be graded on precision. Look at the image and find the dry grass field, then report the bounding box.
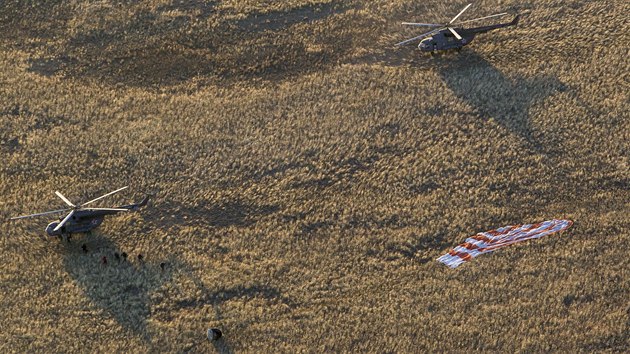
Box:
[0,0,628,352]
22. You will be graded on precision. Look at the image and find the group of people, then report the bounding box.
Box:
[81,243,166,270]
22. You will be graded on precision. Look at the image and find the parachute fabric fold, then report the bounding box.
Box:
[437,219,573,268]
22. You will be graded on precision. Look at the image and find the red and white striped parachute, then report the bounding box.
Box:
[437,219,573,268]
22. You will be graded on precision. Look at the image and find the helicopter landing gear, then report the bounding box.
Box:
[60,233,71,243]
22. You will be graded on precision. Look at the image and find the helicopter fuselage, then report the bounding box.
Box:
[418,29,475,52]
[418,15,519,52]
[45,210,114,236]
[43,197,149,237]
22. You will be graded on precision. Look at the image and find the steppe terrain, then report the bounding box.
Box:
[0,0,628,352]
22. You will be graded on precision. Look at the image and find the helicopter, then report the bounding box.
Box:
[396,3,519,53]
[9,186,149,241]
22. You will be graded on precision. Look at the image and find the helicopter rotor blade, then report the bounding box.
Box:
[55,191,76,207]
[401,22,442,27]
[9,208,71,220]
[453,12,508,25]
[53,210,75,232]
[395,28,441,46]
[83,208,130,212]
[448,3,472,24]
[81,186,129,206]
[447,26,462,40]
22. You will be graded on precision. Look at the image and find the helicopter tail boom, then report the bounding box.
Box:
[137,195,150,208]
[466,14,520,34]
[118,194,151,211]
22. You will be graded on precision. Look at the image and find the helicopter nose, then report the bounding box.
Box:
[46,222,59,236]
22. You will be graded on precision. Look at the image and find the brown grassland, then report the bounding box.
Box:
[0,0,628,352]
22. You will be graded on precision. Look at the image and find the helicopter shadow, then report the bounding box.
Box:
[148,199,280,232]
[62,233,166,341]
[433,51,567,147]
[62,231,292,351]
[353,49,566,148]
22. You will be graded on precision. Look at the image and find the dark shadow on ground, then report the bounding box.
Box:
[168,266,294,354]
[0,1,69,43]
[148,199,279,231]
[353,49,566,147]
[173,283,295,310]
[157,0,217,19]
[379,232,451,264]
[350,48,432,69]
[235,1,346,33]
[245,139,413,191]
[62,232,168,341]
[62,231,290,351]
[15,1,355,88]
[434,51,566,146]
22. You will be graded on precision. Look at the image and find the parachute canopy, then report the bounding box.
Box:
[437,219,573,268]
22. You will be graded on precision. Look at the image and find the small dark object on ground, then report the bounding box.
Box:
[160,262,166,270]
[81,244,88,253]
[114,252,120,261]
[563,294,576,307]
[122,252,128,260]
[101,256,107,265]
[207,328,222,341]
[138,254,144,262]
